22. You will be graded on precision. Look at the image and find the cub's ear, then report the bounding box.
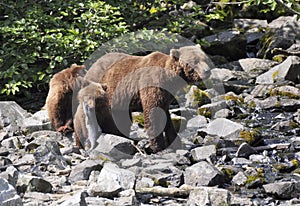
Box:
[170,49,180,60]
[101,83,107,91]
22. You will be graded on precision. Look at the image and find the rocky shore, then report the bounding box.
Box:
[1,15,300,205]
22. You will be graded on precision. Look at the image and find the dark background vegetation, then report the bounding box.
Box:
[0,0,299,111]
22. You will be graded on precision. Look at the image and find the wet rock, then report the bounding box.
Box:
[59,191,88,206]
[236,142,257,158]
[203,30,247,61]
[256,56,300,84]
[191,145,216,163]
[89,162,135,198]
[92,134,136,160]
[263,181,300,199]
[185,161,227,186]
[68,160,104,184]
[187,186,231,206]
[205,118,244,139]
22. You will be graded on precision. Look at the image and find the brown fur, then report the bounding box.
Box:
[46,64,85,134]
[85,45,214,153]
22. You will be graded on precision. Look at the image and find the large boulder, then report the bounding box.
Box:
[256,56,300,84]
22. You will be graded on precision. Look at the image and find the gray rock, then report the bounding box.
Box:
[239,58,277,76]
[121,158,142,168]
[251,85,275,98]
[141,164,183,187]
[232,171,247,186]
[235,142,257,158]
[0,177,23,206]
[210,68,236,81]
[263,181,300,199]
[233,18,268,30]
[185,85,210,108]
[93,134,136,160]
[232,157,252,165]
[21,110,52,133]
[116,189,137,206]
[187,186,231,206]
[214,108,233,119]
[191,145,216,163]
[135,177,155,190]
[199,101,227,117]
[0,166,19,187]
[186,115,207,128]
[85,197,114,205]
[203,29,247,60]
[59,191,88,206]
[256,56,300,84]
[258,15,300,59]
[68,160,105,184]
[206,118,244,139]
[270,85,300,99]
[185,161,227,186]
[0,101,30,132]
[27,177,53,193]
[89,162,135,198]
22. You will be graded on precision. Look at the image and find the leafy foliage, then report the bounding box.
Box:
[0,0,299,97]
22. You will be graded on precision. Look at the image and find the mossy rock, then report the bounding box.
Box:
[239,129,261,145]
[197,107,211,118]
[132,112,144,127]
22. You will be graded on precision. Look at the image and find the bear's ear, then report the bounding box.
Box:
[170,49,180,60]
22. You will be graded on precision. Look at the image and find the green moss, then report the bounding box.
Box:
[270,89,300,99]
[272,54,286,63]
[245,168,265,185]
[132,113,144,127]
[190,88,210,107]
[275,101,281,108]
[248,100,256,109]
[197,107,211,118]
[221,168,235,180]
[239,129,261,145]
[290,120,300,129]
[225,95,244,104]
[271,70,279,81]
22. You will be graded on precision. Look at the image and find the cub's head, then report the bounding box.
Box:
[77,82,108,109]
[170,45,214,83]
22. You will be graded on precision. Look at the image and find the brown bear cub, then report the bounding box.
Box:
[74,82,120,151]
[46,64,85,134]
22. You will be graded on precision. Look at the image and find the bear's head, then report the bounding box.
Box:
[170,45,214,83]
[78,82,108,110]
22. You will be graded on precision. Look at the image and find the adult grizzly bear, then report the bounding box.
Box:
[85,45,214,153]
[46,64,85,134]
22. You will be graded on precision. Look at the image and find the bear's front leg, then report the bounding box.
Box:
[141,96,168,153]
